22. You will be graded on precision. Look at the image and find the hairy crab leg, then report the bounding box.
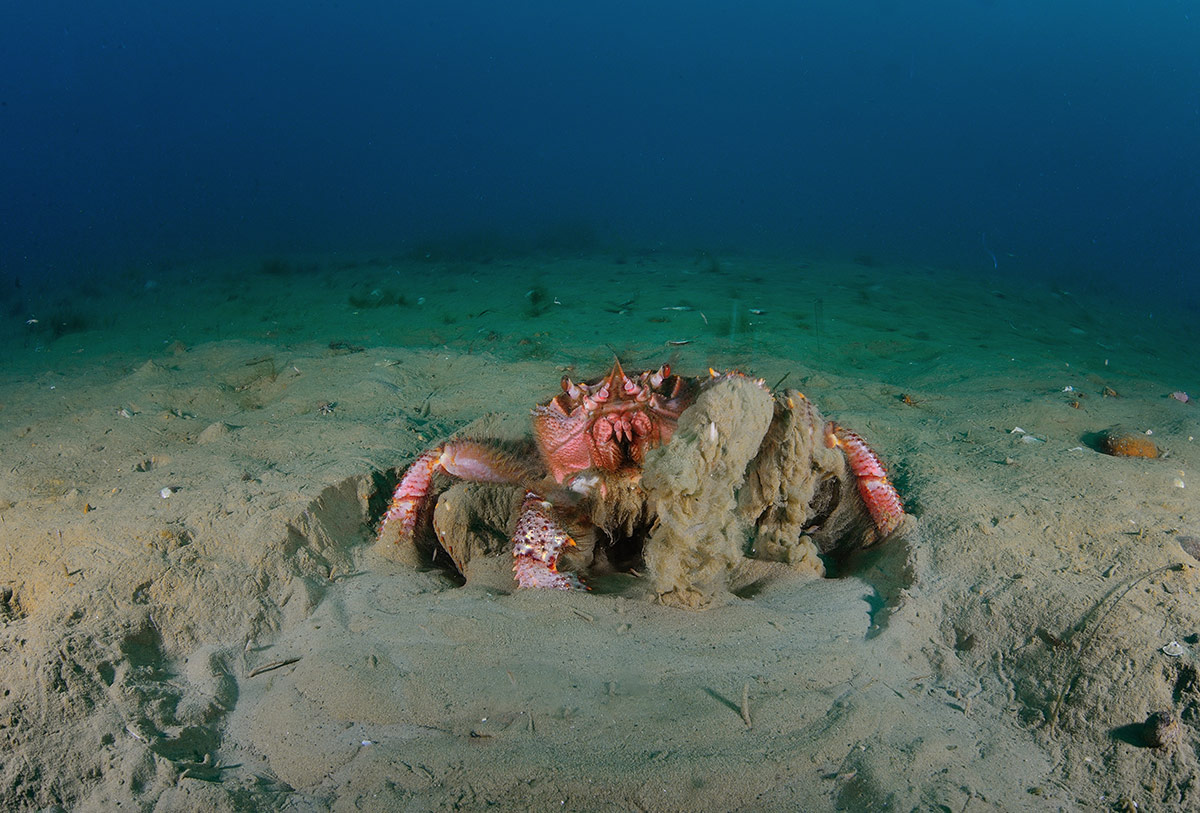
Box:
[377,440,535,546]
[824,421,905,538]
[512,492,585,590]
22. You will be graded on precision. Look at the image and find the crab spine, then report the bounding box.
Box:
[511,492,584,590]
[378,447,442,546]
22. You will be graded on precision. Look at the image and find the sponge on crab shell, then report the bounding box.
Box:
[739,391,877,561]
[641,374,774,609]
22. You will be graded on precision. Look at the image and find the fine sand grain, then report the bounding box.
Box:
[1,253,1198,810]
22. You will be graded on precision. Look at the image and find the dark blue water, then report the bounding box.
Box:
[3,1,1198,303]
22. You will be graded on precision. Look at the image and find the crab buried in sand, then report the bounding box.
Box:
[377,360,906,607]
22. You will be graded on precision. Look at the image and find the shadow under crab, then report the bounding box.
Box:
[377,361,908,609]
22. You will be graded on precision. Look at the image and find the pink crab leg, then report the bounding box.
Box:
[378,440,534,546]
[824,421,905,538]
[511,492,585,590]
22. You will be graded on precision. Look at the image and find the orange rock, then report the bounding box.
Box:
[1099,431,1159,458]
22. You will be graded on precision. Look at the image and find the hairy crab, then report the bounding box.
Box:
[378,360,904,606]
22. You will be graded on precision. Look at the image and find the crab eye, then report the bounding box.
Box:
[561,376,582,399]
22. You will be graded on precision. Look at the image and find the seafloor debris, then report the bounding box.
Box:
[1142,710,1182,749]
[1098,430,1159,459]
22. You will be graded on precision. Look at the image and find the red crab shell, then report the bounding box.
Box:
[531,359,697,483]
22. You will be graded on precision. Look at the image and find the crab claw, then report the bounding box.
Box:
[378,441,535,547]
[511,492,585,590]
[824,422,905,539]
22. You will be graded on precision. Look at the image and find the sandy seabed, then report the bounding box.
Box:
[2,251,1199,811]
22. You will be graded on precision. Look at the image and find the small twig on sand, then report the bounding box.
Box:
[248,657,301,678]
[740,682,753,729]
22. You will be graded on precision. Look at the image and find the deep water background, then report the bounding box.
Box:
[2,1,1197,303]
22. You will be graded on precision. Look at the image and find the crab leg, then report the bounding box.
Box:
[512,492,585,590]
[824,422,905,538]
[378,440,534,546]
